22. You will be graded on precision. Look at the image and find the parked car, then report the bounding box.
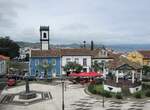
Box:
[7,79,16,86]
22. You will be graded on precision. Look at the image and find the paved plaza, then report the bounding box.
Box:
[0,81,150,110]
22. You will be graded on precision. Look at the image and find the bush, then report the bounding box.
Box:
[145,90,150,97]
[102,91,112,98]
[134,92,142,98]
[88,84,97,94]
[142,83,150,90]
[88,84,104,95]
[115,93,123,99]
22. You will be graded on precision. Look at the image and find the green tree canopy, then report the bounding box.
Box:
[36,62,53,78]
[63,62,83,73]
[92,61,103,72]
[143,65,150,76]
[0,37,20,58]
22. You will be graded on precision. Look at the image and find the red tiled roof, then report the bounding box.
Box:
[108,56,142,70]
[31,49,61,57]
[61,48,94,56]
[0,55,10,60]
[138,50,150,58]
[31,48,110,59]
[108,52,122,60]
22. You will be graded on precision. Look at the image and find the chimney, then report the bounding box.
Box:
[91,40,94,50]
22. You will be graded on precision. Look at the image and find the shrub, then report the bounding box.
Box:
[115,92,123,99]
[134,92,142,98]
[95,84,103,94]
[102,91,112,98]
[88,84,97,94]
[145,90,150,97]
[142,83,150,90]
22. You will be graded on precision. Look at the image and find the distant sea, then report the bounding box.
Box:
[107,44,150,52]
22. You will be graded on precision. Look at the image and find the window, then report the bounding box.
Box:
[35,59,39,66]
[75,58,79,64]
[66,58,71,63]
[51,59,56,65]
[43,32,47,38]
[42,59,48,65]
[83,58,87,66]
[52,68,56,73]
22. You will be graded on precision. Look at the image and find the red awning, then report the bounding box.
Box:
[69,73,79,77]
[69,72,102,77]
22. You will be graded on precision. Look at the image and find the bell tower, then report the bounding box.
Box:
[40,26,49,50]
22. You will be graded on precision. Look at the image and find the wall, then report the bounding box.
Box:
[129,85,142,94]
[143,59,150,66]
[104,84,121,93]
[0,60,6,76]
[62,56,91,74]
[127,51,143,65]
[29,57,61,77]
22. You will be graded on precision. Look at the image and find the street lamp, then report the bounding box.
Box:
[61,79,65,110]
[101,61,105,108]
[102,79,105,107]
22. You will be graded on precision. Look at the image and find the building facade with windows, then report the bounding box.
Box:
[0,55,9,76]
[127,50,150,66]
[61,48,93,74]
[29,49,61,78]
[29,26,62,78]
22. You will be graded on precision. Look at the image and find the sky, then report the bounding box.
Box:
[0,0,150,45]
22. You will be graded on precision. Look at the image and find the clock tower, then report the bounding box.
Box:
[40,26,49,50]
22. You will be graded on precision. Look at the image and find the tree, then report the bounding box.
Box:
[63,62,83,74]
[36,63,53,78]
[143,65,150,76]
[92,61,103,72]
[0,37,20,58]
[25,53,29,61]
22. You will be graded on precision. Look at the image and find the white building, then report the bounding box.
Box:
[19,47,31,60]
[61,48,93,74]
[0,55,9,76]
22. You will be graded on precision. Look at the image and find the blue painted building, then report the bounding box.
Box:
[29,26,61,78]
[29,49,61,78]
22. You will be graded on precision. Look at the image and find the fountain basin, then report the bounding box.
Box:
[19,91,37,100]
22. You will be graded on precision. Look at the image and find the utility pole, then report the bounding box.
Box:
[102,79,104,107]
[62,81,65,110]
[102,61,105,108]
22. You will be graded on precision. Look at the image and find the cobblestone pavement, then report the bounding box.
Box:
[0,81,150,110]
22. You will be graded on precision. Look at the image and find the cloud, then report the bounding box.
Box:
[0,0,19,29]
[1,0,150,44]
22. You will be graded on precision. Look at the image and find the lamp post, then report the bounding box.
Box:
[102,79,104,107]
[101,61,105,108]
[62,79,65,110]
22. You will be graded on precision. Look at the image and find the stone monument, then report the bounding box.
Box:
[19,75,37,100]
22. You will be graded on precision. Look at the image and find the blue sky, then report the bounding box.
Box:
[0,0,150,44]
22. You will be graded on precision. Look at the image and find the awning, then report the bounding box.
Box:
[69,72,102,77]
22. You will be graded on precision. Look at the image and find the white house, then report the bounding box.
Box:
[0,55,9,76]
[92,48,113,63]
[19,47,31,60]
[61,48,93,74]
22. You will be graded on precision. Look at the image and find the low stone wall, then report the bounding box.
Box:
[129,85,142,94]
[104,84,121,93]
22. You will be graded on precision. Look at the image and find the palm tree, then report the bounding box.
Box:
[36,62,53,79]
